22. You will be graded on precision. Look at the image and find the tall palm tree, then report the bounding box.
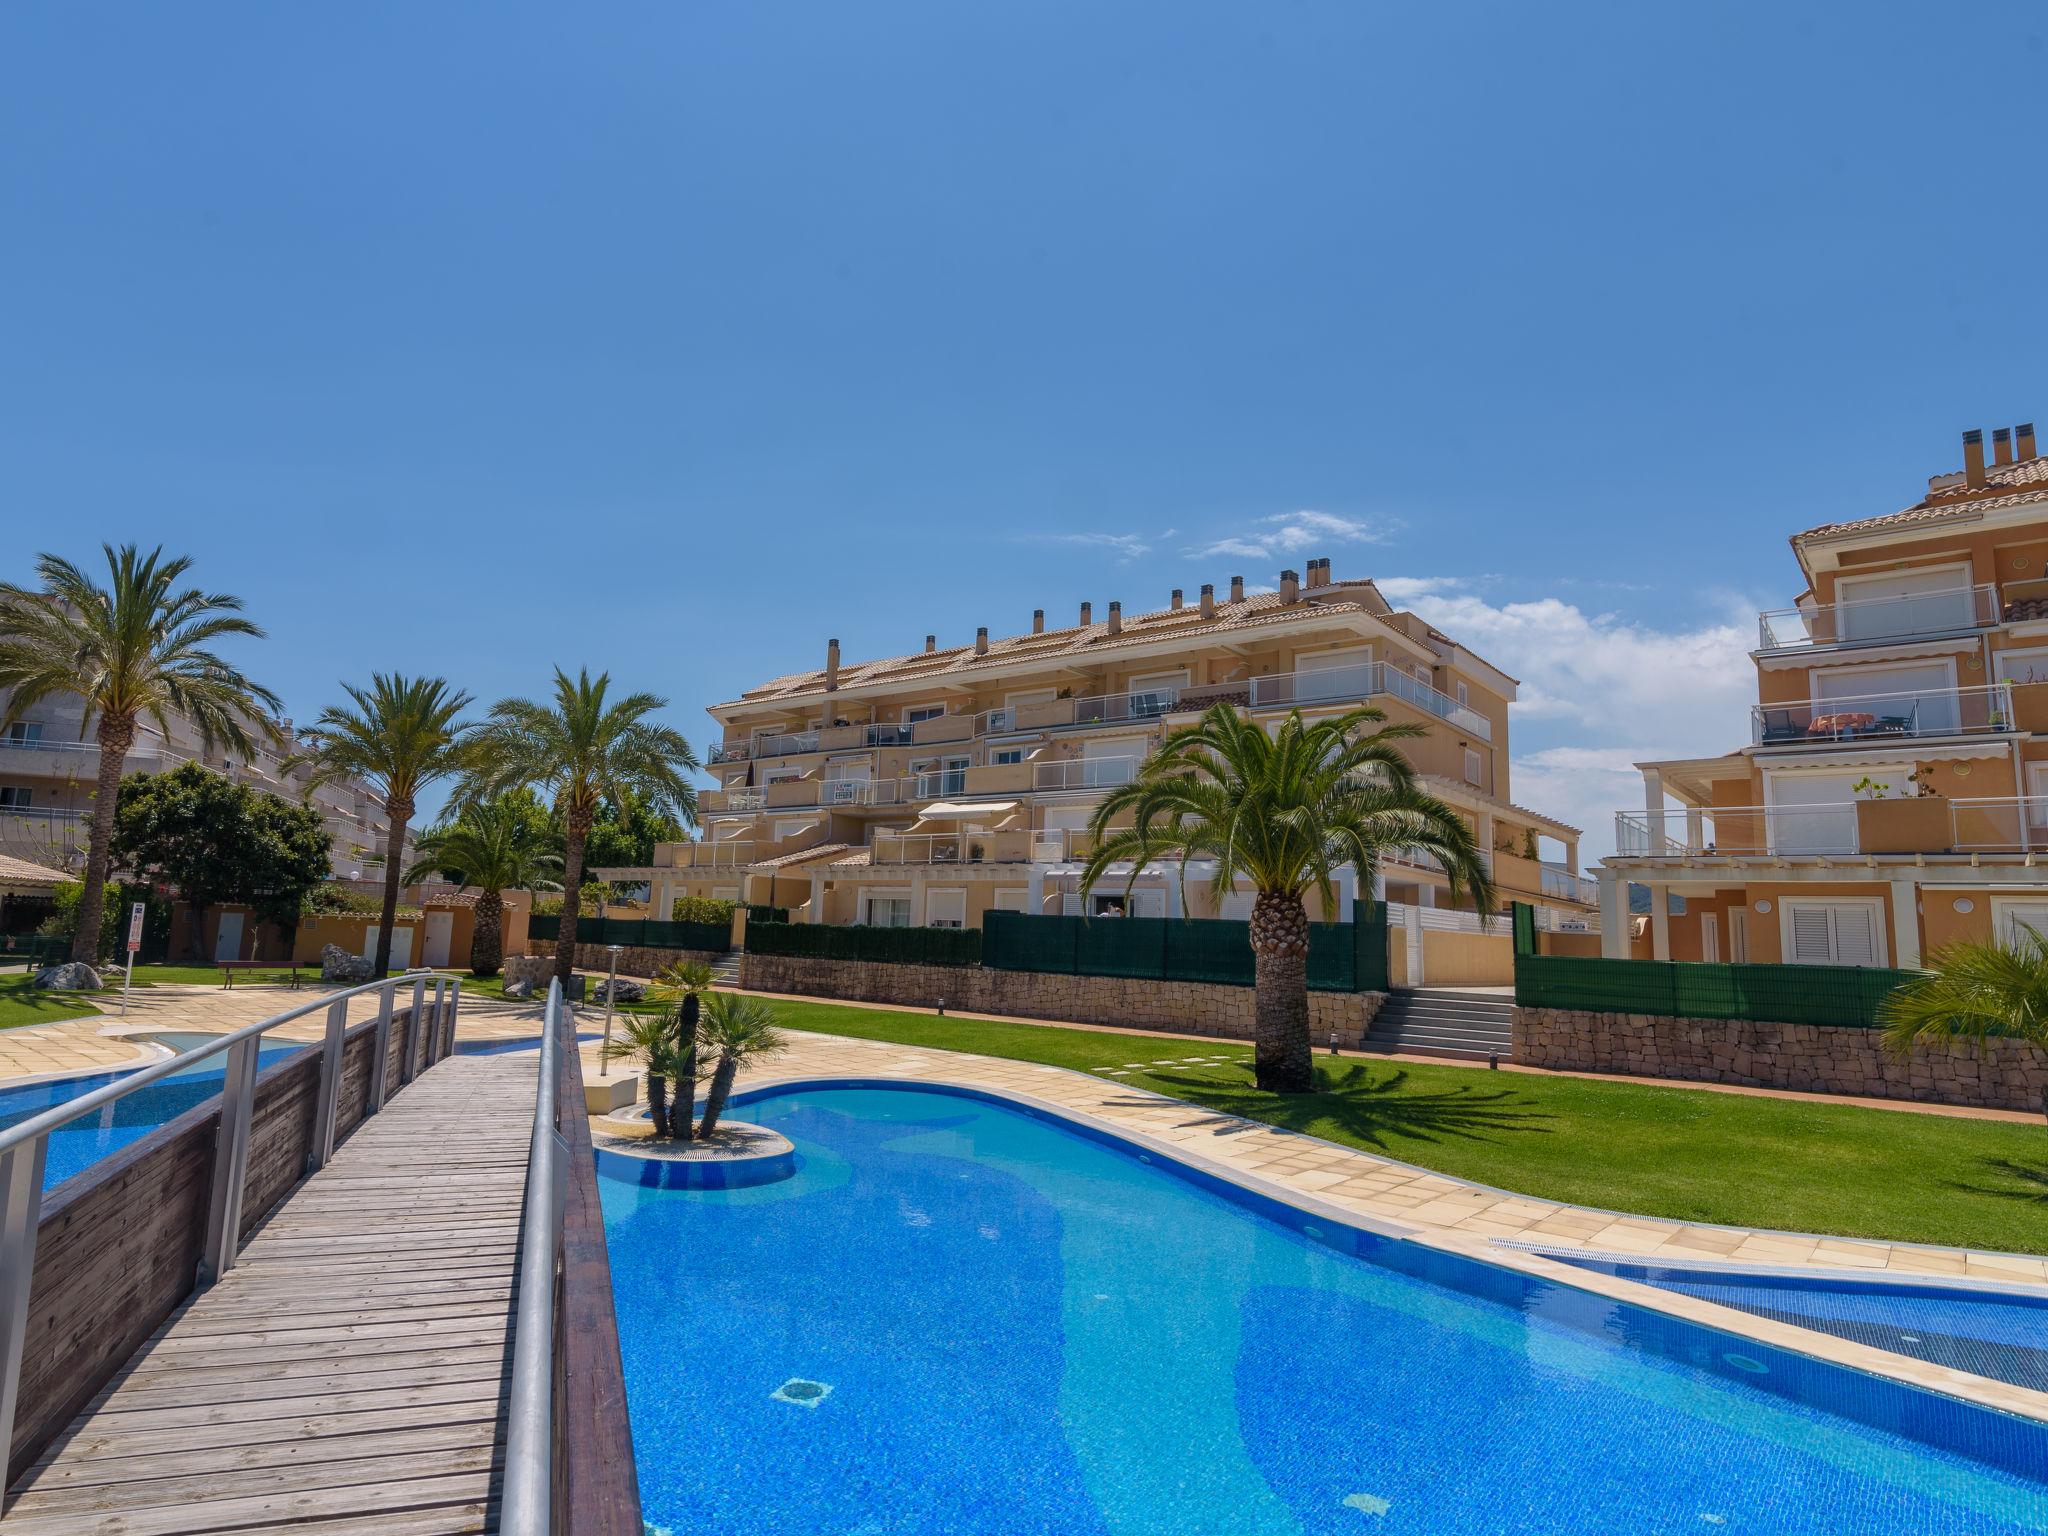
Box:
[1081,704,1494,1094]
[693,992,787,1139]
[472,669,698,985]
[402,798,563,977]
[293,675,477,976]
[0,545,279,964]
[1879,930,2048,1072]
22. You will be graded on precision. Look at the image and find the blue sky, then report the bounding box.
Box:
[4,3,2045,853]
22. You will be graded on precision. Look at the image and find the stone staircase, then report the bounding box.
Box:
[710,953,744,987]
[1364,988,1516,1061]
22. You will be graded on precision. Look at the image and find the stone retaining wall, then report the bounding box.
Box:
[570,943,724,979]
[1513,1006,2048,1113]
[739,952,1386,1045]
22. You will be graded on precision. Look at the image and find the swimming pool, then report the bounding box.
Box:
[601,1082,2048,1535]
[0,1037,311,1191]
[1550,1254,2048,1396]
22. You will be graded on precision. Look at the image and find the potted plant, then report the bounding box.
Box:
[1852,773,1951,854]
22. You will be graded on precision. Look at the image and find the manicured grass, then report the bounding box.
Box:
[761,999,2048,1254]
[115,963,309,988]
[0,976,100,1029]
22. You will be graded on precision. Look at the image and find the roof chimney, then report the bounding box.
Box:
[1279,569,1300,604]
[975,626,989,656]
[2020,422,2039,462]
[1199,583,1215,619]
[1994,426,2014,467]
[1229,575,1245,603]
[1313,558,1332,588]
[1964,429,1987,489]
[925,634,936,654]
[825,638,841,691]
[1032,608,1045,635]
[1079,601,1093,626]
[1107,601,1122,636]
[1170,588,1183,611]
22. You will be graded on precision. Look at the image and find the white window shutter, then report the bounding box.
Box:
[1833,905,1878,965]
[1788,905,1834,963]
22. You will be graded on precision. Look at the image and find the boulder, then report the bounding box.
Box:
[319,944,375,984]
[33,961,102,991]
[502,978,536,1001]
[500,954,555,990]
[593,978,645,1005]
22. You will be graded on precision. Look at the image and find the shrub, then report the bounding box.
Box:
[671,896,739,926]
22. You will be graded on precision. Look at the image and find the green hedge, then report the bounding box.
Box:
[574,916,731,953]
[982,907,1388,993]
[745,921,983,968]
[1513,953,1912,1028]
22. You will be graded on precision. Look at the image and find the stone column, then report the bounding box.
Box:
[1648,884,1672,961]
[808,872,825,924]
[911,871,929,927]
[1404,902,1424,986]
[1598,868,1628,959]
[1027,863,1048,916]
[1889,879,1922,968]
[1643,767,1667,850]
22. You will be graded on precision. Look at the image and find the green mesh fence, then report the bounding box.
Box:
[1513,952,1912,1028]
[983,906,1389,993]
[745,921,983,968]
[575,916,731,953]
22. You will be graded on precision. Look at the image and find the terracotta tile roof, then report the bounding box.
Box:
[0,852,68,888]
[1794,454,2048,543]
[751,842,853,870]
[826,848,873,869]
[719,590,1386,707]
[2007,596,2048,624]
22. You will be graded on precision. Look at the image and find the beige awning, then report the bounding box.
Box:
[921,800,1020,819]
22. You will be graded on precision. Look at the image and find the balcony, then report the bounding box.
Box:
[707,740,751,765]
[1756,584,1999,651]
[1247,662,1492,740]
[1615,796,2048,859]
[872,829,1034,865]
[1751,683,2014,747]
[755,730,819,758]
[1539,864,1600,904]
[670,840,756,868]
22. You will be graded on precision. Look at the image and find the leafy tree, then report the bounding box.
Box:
[569,788,687,875]
[470,669,698,985]
[403,797,563,977]
[110,762,331,958]
[427,787,554,882]
[292,675,479,976]
[1081,704,1494,1094]
[0,545,279,963]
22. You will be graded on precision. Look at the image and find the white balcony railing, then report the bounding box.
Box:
[1248,662,1492,740]
[1539,864,1600,904]
[1031,756,1139,792]
[1752,683,2014,747]
[1615,796,2048,859]
[754,730,818,758]
[1757,584,1999,651]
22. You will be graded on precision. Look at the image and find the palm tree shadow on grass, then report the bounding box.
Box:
[1947,1159,2048,1206]
[1136,1061,1553,1151]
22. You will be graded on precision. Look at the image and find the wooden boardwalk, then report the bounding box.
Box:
[1,1052,539,1536]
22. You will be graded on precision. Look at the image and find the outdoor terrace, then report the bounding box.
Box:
[1751,683,2015,747]
[1755,583,1999,652]
[1615,795,2048,858]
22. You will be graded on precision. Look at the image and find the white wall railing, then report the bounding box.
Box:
[1752,683,2014,746]
[1756,583,1999,651]
[1615,795,2048,858]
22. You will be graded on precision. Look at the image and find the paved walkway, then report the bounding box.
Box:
[2,1049,536,1536]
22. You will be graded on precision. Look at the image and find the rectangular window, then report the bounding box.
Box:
[1781,899,1882,966]
[1455,681,1470,709]
[906,706,946,724]
[1463,748,1483,786]
[991,747,1025,765]
[865,895,913,928]
[0,787,32,809]
[3,722,43,744]
[926,888,967,928]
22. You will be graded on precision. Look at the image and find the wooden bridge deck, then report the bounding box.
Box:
[0,1051,538,1536]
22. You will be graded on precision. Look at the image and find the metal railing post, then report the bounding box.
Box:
[429,979,449,1066]
[0,1133,50,1486]
[502,980,566,1536]
[198,1036,262,1285]
[369,983,395,1114]
[443,979,462,1058]
[403,976,426,1085]
[307,996,350,1174]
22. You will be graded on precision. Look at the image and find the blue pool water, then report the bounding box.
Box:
[0,1039,310,1190]
[601,1083,2048,1535]
[1555,1256,2048,1396]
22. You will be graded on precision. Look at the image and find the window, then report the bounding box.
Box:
[906,706,946,724]
[992,888,1029,912]
[712,886,741,903]
[1454,681,1469,709]
[1997,901,2048,951]
[3,722,43,744]
[926,888,967,928]
[865,894,913,927]
[0,787,31,809]
[1463,748,1483,786]
[1780,899,1883,966]
[991,747,1025,765]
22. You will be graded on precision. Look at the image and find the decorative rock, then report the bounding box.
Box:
[502,978,535,1001]
[500,954,556,990]
[318,944,374,984]
[592,978,645,1005]
[32,961,102,991]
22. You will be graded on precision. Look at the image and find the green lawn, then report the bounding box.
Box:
[0,976,101,1029]
[759,999,2048,1254]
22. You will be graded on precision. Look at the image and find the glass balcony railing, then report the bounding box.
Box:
[1756,584,1998,650]
[1616,796,2048,859]
[1751,683,2013,746]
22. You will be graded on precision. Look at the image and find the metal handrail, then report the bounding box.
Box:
[0,966,465,1488]
[502,978,569,1536]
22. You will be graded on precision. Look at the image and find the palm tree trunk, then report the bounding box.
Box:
[673,994,700,1141]
[554,817,588,986]
[1250,890,1314,1094]
[73,715,135,966]
[374,796,412,976]
[697,1054,739,1138]
[645,1072,670,1139]
[471,889,503,977]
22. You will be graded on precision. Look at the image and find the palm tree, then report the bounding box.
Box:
[694,992,787,1139]
[603,1010,682,1138]
[293,676,477,976]
[401,798,563,977]
[0,545,279,964]
[471,669,698,985]
[1081,704,1494,1094]
[649,960,714,1141]
[1878,931,2048,1073]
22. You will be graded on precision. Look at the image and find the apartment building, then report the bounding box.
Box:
[1603,420,2048,968]
[0,688,408,882]
[604,560,1597,931]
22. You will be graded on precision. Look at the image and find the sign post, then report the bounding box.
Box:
[601,944,623,1072]
[121,901,145,1015]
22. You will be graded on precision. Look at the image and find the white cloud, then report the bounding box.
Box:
[1190,508,1395,562]
[1022,531,1152,563]
[1385,578,1759,861]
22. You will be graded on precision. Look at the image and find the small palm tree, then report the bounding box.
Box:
[603,1010,683,1138]
[293,676,478,976]
[694,993,787,1139]
[0,545,280,964]
[402,799,563,977]
[1879,931,2048,1076]
[471,669,698,986]
[1081,704,1493,1094]
[649,960,715,1141]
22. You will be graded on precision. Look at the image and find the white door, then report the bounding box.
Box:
[1126,889,1166,919]
[1766,773,1871,854]
[423,910,455,968]
[1699,913,1720,963]
[1997,902,2048,951]
[1728,908,1750,963]
[1837,570,1976,642]
[213,911,244,963]
[992,888,1029,913]
[361,926,413,965]
[1782,900,1882,966]
[1814,664,1955,734]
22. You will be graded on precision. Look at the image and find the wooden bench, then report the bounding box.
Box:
[215,960,299,990]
